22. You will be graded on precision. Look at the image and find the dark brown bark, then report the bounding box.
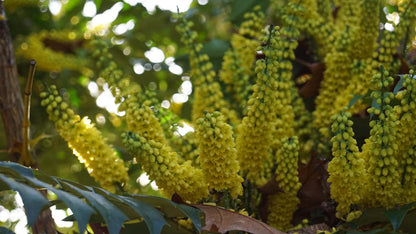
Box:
[0,0,24,163]
[0,2,57,233]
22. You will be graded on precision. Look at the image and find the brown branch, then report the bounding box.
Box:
[0,2,56,233]
[19,60,37,166]
[0,0,24,163]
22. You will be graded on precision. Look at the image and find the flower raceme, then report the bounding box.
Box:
[122,132,209,202]
[40,85,128,192]
[196,111,243,198]
[328,110,366,219]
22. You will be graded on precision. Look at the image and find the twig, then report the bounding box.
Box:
[19,60,37,166]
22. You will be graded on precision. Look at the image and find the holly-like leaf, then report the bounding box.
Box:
[0,161,34,178]
[393,75,405,94]
[194,204,284,234]
[346,207,388,229]
[0,162,204,234]
[0,174,49,226]
[118,196,168,234]
[385,202,416,231]
[0,227,15,234]
[23,176,95,233]
[133,195,202,231]
[61,181,129,234]
[400,208,416,233]
[348,94,363,109]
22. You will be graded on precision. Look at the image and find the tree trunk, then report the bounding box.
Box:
[0,2,57,233]
[0,0,24,163]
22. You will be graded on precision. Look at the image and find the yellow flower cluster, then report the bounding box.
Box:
[219,50,251,111]
[236,26,284,186]
[267,137,301,231]
[271,1,303,144]
[300,0,335,58]
[229,5,264,76]
[334,0,361,32]
[393,70,416,202]
[120,84,209,200]
[176,19,238,124]
[122,132,209,202]
[196,111,243,198]
[40,85,128,192]
[327,69,416,215]
[219,6,265,114]
[313,29,353,142]
[311,1,416,147]
[17,30,88,73]
[328,111,366,219]
[363,70,401,208]
[351,0,380,60]
[121,94,167,145]
[171,131,200,167]
[89,40,137,102]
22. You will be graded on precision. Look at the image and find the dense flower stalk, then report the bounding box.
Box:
[196,112,243,198]
[313,28,353,146]
[394,71,416,203]
[172,132,200,167]
[123,132,209,202]
[351,0,380,60]
[17,30,88,72]
[89,40,137,103]
[176,18,238,124]
[362,70,401,208]
[236,26,284,186]
[328,110,366,218]
[301,0,335,58]
[40,85,128,192]
[121,94,167,145]
[267,137,301,230]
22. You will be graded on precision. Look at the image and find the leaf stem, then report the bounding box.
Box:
[19,60,37,167]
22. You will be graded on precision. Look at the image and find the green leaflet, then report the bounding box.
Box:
[0,174,49,226]
[385,202,416,231]
[23,177,95,233]
[0,162,202,234]
[60,181,129,234]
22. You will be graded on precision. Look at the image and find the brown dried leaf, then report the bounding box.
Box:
[298,62,325,98]
[258,174,283,195]
[293,154,331,224]
[194,204,285,234]
[298,154,329,208]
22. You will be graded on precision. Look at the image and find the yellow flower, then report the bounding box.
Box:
[176,18,239,125]
[196,112,243,198]
[17,30,88,73]
[123,132,209,202]
[268,137,301,230]
[328,110,366,218]
[40,85,128,192]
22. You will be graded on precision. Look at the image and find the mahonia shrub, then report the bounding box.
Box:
[33,0,416,232]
